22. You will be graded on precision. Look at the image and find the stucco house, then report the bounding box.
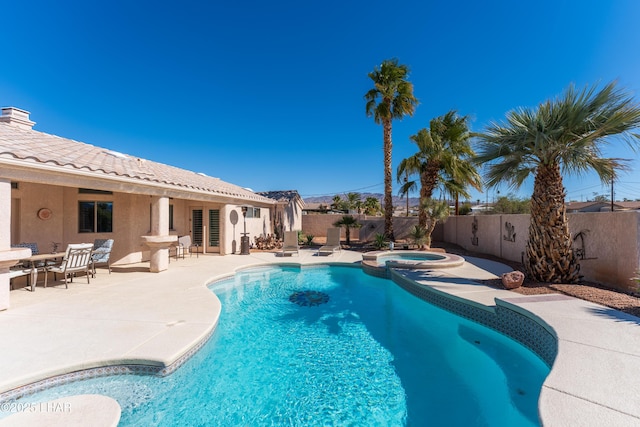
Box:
[256,190,305,237]
[566,201,617,213]
[0,107,275,309]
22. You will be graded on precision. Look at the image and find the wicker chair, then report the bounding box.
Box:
[91,239,114,276]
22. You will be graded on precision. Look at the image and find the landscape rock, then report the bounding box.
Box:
[502,271,525,289]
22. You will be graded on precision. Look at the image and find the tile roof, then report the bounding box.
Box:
[614,201,640,209]
[566,201,640,211]
[256,190,304,204]
[0,123,273,204]
[565,201,609,210]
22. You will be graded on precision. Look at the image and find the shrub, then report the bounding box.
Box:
[373,233,387,250]
[409,225,427,249]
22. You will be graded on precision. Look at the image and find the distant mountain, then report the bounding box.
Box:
[304,192,420,207]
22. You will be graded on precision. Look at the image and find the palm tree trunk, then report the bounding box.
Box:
[425,218,437,248]
[526,163,580,283]
[383,118,394,240]
[419,162,439,228]
[406,173,409,217]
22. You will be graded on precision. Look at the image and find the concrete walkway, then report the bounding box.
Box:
[0,250,638,426]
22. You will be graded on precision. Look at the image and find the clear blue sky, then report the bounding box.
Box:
[2,0,640,203]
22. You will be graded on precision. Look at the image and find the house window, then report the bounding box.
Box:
[209,209,220,246]
[246,207,261,218]
[79,201,113,233]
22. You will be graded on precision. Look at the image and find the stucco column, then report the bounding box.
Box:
[0,179,31,310]
[141,196,176,273]
[151,196,169,235]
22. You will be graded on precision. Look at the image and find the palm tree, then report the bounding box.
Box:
[365,58,418,241]
[421,198,450,248]
[345,192,362,213]
[408,225,428,249]
[397,171,417,217]
[407,199,449,250]
[333,215,362,246]
[475,82,640,283]
[397,110,481,228]
[373,233,387,249]
[363,196,382,216]
[331,195,344,212]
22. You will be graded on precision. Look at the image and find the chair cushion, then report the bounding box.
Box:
[11,242,39,255]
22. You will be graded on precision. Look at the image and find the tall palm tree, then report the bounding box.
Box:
[397,110,481,228]
[476,82,640,283]
[365,58,418,241]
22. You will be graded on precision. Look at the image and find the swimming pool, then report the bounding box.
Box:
[8,265,548,425]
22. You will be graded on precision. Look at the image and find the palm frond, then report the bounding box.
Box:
[476,81,640,189]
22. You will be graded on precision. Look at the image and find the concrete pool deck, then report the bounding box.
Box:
[0,249,638,426]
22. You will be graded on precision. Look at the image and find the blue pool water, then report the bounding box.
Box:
[11,266,549,426]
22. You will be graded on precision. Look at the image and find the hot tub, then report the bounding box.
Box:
[361,250,465,276]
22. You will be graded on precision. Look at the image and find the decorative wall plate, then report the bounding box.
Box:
[37,208,52,220]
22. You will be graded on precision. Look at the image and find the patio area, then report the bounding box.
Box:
[0,249,639,426]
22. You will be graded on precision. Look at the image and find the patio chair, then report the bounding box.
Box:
[11,242,55,288]
[281,230,300,256]
[318,228,341,256]
[175,235,199,259]
[91,238,114,276]
[44,243,93,288]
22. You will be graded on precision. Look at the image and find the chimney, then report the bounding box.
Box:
[0,107,35,130]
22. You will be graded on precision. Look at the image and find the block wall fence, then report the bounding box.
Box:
[302,211,640,292]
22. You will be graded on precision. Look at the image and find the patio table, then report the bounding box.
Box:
[20,252,66,292]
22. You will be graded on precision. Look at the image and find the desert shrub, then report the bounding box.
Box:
[373,233,387,250]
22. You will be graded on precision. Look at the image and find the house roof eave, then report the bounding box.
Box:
[0,159,275,206]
